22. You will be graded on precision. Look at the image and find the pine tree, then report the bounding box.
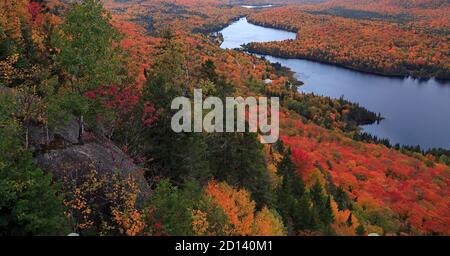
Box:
[145,179,194,235]
[310,182,334,228]
[275,146,316,233]
[207,131,273,208]
[135,32,211,184]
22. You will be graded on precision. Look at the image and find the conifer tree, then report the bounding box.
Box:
[275,146,316,233]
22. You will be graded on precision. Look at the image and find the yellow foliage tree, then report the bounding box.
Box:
[205,181,255,236]
[191,209,209,236]
[330,197,360,236]
[0,0,28,43]
[306,168,327,189]
[63,168,145,236]
[205,181,287,236]
[253,207,286,236]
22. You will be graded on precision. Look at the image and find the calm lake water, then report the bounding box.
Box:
[241,5,275,9]
[219,17,450,150]
[219,17,296,49]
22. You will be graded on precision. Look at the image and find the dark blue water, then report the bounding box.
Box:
[219,17,450,150]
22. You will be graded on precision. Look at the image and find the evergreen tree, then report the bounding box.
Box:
[207,131,273,208]
[275,146,316,233]
[136,31,211,184]
[0,93,69,235]
[146,179,194,235]
[334,185,352,211]
[310,182,334,228]
[356,224,366,236]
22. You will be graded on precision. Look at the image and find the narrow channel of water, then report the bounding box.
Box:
[219,17,450,150]
[241,5,275,9]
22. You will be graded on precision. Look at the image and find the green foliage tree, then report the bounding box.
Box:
[130,34,273,207]
[310,181,334,228]
[146,179,194,235]
[275,146,316,234]
[207,131,273,208]
[51,0,126,137]
[333,185,352,211]
[136,33,211,184]
[0,92,68,235]
[356,224,366,236]
[200,59,218,83]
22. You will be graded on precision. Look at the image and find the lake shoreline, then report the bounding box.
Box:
[218,17,450,150]
[244,18,450,81]
[244,47,438,81]
[194,15,246,34]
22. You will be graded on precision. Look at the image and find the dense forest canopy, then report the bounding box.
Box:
[0,0,449,236]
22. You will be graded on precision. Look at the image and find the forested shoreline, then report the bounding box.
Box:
[245,6,450,80]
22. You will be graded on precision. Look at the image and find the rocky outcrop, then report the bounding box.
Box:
[34,141,150,204]
[29,118,80,150]
[31,118,150,206]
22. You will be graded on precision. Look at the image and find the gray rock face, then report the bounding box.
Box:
[3,88,150,205]
[29,118,80,148]
[35,142,136,177]
[34,141,150,205]
[31,117,150,206]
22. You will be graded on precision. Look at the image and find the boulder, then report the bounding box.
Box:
[28,118,80,149]
[34,141,150,206]
[29,114,150,205]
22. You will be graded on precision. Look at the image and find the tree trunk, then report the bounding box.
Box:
[25,126,29,149]
[46,125,50,145]
[79,115,85,143]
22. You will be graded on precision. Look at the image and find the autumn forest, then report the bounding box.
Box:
[0,0,449,237]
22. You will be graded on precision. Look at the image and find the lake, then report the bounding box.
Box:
[219,17,450,150]
[219,17,296,49]
[241,5,275,9]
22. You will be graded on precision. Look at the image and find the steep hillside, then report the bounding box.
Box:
[1,0,448,236]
